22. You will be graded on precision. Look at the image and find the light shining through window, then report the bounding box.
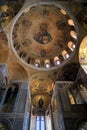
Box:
[35,116,45,130]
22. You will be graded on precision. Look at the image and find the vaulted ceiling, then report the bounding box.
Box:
[0,0,87,110]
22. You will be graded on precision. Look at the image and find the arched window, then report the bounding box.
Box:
[68,41,76,51]
[34,59,40,67]
[60,9,67,15]
[45,59,50,68]
[54,56,60,66]
[68,19,75,26]
[62,50,70,60]
[35,116,46,130]
[70,31,77,39]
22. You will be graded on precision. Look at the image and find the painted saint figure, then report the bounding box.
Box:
[38,98,44,108]
[80,52,86,64]
[34,24,52,44]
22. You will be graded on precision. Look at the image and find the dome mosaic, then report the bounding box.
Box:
[32,94,51,110]
[30,74,54,109]
[11,3,78,70]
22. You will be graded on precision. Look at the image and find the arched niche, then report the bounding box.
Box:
[7,62,28,81]
[79,35,87,73]
[0,32,9,63]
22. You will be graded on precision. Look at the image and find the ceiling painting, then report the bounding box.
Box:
[11,4,78,70]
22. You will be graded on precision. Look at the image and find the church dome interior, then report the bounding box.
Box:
[0,0,87,130]
[11,4,78,70]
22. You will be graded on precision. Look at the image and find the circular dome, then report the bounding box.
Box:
[11,3,78,70]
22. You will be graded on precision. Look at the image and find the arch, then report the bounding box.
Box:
[70,31,77,40]
[68,41,76,51]
[45,59,50,68]
[54,56,60,66]
[62,50,70,60]
[68,19,75,26]
[34,59,40,67]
